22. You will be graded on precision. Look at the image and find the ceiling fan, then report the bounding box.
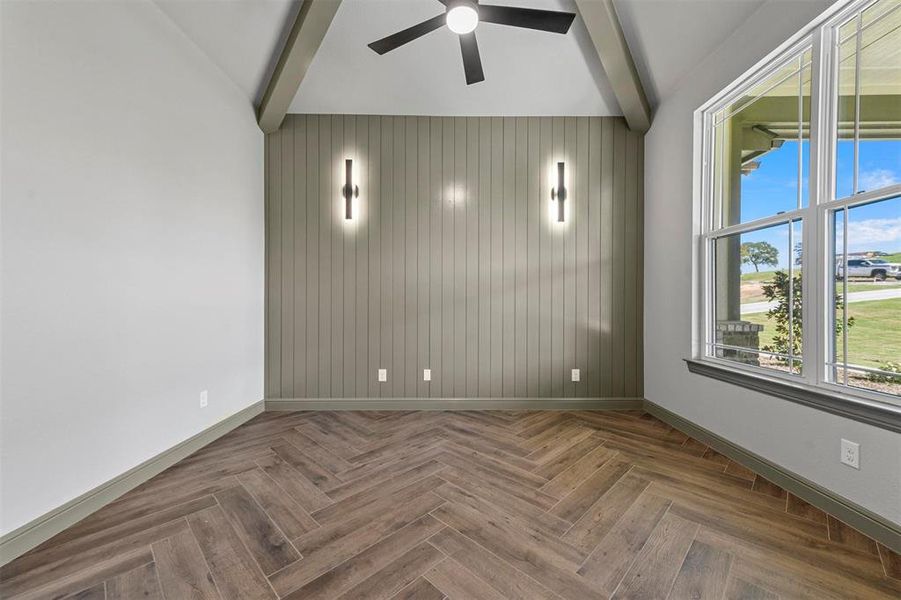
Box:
[367,0,577,85]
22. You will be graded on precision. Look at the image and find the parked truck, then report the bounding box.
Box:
[836,258,901,280]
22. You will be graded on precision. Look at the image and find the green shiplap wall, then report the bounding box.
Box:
[265,115,643,400]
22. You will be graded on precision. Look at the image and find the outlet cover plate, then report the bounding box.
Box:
[841,439,859,469]
[199,390,208,408]
[571,369,580,382]
[423,368,432,382]
[378,368,387,382]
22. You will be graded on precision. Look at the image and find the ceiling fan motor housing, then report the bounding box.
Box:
[446,0,480,35]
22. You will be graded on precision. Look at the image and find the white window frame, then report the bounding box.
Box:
[692,0,901,411]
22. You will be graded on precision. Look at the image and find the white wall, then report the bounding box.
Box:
[644,0,901,524]
[0,0,264,535]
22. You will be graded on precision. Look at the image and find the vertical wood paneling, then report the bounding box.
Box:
[551,117,564,397]
[587,117,602,398]
[490,117,503,398]
[367,117,381,397]
[576,117,590,397]
[343,115,356,398]
[453,118,467,397]
[354,114,368,398]
[331,115,344,398]
[429,117,442,398]
[600,118,614,397]
[305,116,320,396]
[442,117,455,397]
[502,117,515,397]
[538,117,553,397]
[266,115,643,400]
[624,128,638,398]
[465,118,480,398]
[477,118,492,396]
[514,117,528,398]
[380,116,393,397]
[417,116,431,398]
[392,117,405,398]
[612,119,626,396]
[280,125,294,397]
[404,117,418,397]
[318,115,332,397]
[292,116,307,398]
[526,117,541,397]
[564,117,577,398]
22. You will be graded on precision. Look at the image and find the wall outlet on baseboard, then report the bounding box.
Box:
[199,390,208,408]
[423,368,432,382]
[571,369,580,382]
[840,439,859,469]
[378,368,387,382]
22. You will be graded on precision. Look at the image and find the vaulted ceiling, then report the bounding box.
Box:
[292,0,621,115]
[613,0,766,106]
[155,0,768,117]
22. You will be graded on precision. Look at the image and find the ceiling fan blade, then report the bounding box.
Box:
[368,14,446,54]
[459,32,485,85]
[478,5,576,34]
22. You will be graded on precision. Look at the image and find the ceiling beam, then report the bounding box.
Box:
[258,0,342,134]
[574,0,651,133]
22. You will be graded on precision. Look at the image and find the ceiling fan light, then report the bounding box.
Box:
[447,4,479,35]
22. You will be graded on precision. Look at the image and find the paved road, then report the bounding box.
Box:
[741,287,901,315]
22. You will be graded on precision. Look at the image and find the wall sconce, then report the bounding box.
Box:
[550,161,566,222]
[342,158,359,220]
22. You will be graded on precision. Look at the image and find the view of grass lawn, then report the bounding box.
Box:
[844,281,901,293]
[744,298,901,369]
[740,271,779,282]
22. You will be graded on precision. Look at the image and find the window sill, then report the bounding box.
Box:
[684,358,901,433]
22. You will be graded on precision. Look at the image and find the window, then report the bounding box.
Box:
[697,0,901,404]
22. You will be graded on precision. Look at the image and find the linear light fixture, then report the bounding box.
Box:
[550,161,566,222]
[342,158,359,220]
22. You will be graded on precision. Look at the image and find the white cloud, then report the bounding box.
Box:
[847,217,901,252]
[858,169,899,192]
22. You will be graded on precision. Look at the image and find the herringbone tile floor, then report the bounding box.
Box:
[2,410,899,599]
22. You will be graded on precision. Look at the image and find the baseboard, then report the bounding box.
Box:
[644,399,901,554]
[265,397,644,411]
[0,400,265,567]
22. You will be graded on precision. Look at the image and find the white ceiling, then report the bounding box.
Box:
[155,0,770,116]
[613,0,767,107]
[291,0,620,116]
[153,0,300,105]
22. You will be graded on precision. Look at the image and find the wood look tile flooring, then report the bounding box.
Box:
[3,410,900,599]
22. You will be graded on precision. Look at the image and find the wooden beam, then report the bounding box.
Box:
[575,0,651,133]
[257,0,342,133]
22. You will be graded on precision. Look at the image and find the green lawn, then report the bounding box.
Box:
[741,270,778,282]
[846,281,901,293]
[745,298,901,368]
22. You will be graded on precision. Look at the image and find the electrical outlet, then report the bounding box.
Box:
[571,368,580,382]
[378,368,387,382]
[840,439,859,469]
[199,390,208,408]
[423,368,432,382]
